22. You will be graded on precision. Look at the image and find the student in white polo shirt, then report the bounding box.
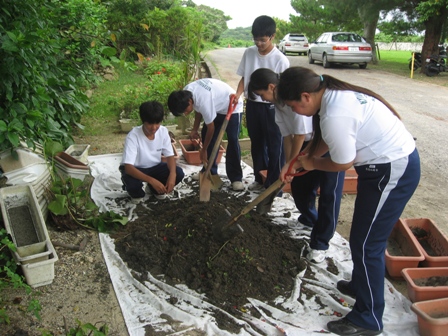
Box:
[248,68,345,264]
[168,78,245,191]
[277,66,420,336]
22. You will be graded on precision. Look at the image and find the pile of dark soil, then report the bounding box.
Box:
[111,183,311,327]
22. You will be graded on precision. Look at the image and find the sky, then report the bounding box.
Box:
[192,0,295,29]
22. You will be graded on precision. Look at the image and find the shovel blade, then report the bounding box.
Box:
[210,174,223,190]
[199,172,211,202]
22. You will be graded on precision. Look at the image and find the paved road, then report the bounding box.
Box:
[204,47,448,234]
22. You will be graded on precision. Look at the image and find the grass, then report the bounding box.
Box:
[79,67,144,136]
[370,50,447,86]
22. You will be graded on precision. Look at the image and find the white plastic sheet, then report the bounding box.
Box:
[88,153,419,336]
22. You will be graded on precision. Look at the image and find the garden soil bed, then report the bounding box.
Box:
[110,181,324,333]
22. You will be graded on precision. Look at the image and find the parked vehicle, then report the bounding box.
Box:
[308,32,372,69]
[408,52,422,71]
[278,33,309,56]
[425,53,446,76]
[410,45,446,71]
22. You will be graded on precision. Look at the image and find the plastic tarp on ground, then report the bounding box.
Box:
[88,153,420,336]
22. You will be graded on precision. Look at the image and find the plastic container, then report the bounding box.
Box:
[0,148,45,173]
[404,218,448,267]
[65,144,90,164]
[402,267,448,302]
[54,152,90,180]
[411,297,448,336]
[179,139,225,165]
[385,218,425,278]
[0,185,55,262]
[21,251,58,288]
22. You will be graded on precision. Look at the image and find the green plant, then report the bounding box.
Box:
[43,141,128,232]
[234,247,253,263]
[0,0,113,152]
[0,229,42,324]
[66,319,108,336]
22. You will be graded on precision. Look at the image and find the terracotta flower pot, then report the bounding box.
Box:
[401,267,448,302]
[403,218,448,267]
[179,139,225,166]
[385,218,425,279]
[411,297,448,336]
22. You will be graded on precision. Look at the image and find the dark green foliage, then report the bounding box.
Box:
[0,0,111,152]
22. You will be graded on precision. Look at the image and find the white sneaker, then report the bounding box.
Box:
[307,249,326,264]
[153,193,167,200]
[232,181,245,191]
[191,172,200,181]
[130,197,144,204]
[248,181,264,191]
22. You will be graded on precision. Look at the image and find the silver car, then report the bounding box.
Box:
[278,33,309,56]
[308,32,372,69]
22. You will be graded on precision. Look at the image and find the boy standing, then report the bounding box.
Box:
[235,15,290,191]
[120,101,184,203]
[168,78,245,191]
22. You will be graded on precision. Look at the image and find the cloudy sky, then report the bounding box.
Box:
[193,0,295,29]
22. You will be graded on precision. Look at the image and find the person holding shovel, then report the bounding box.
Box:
[119,101,185,203]
[168,78,245,191]
[277,66,420,336]
[248,68,345,264]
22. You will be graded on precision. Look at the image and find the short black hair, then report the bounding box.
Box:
[167,90,193,116]
[251,15,276,38]
[248,68,279,100]
[139,101,164,124]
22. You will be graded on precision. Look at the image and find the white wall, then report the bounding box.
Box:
[376,42,423,52]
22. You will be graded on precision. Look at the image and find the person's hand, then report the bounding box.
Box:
[149,179,167,195]
[189,130,200,141]
[233,94,240,104]
[165,175,176,193]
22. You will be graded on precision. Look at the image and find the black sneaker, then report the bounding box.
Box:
[327,318,382,336]
[337,280,356,299]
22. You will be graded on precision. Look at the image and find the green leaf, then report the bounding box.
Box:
[0,121,6,132]
[48,194,68,215]
[101,46,117,57]
[7,132,20,147]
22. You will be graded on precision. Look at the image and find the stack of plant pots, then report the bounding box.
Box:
[1,148,51,219]
[53,152,90,181]
[386,218,448,335]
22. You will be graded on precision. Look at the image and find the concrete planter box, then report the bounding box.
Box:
[404,218,448,267]
[179,139,225,165]
[0,148,45,173]
[21,251,58,288]
[65,144,90,164]
[385,218,425,279]
[411,297,448,336]
[402,267,448,302]
[0,184,58,287]
[119,119,139,133]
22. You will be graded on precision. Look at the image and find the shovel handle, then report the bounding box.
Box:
[203,94,238,175]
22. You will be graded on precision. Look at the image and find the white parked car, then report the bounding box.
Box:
[308,32,372,69]
[278,33,309,56]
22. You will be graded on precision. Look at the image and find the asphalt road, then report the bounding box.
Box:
[204,47,448,235]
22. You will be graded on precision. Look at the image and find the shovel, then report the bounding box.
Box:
[213,154,308,241]
[199,94,238,202]
[196,140,223,191]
